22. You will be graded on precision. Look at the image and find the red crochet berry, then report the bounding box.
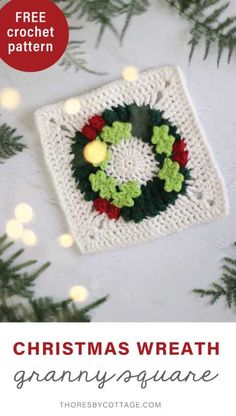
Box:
[89,115,106,131]
[93,198,109,214]
[173,152,189,167]
[173,140,186,153]
[172,140,189,167]
[107,203,121,220]
[82,125,97,141]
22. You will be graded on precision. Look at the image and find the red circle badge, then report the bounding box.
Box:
[0,0,69,72]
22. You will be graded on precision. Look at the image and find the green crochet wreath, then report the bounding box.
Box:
[71,103,191,223]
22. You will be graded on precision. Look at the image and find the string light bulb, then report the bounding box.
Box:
[5,219,24,240]
[0,87,21,110]
[22,229,37,246]
[83,141,107,165]
[64,98,81,115]
[14,203,33,224]
[69,286,89,302]
[58,233,74,248]
[122,66,139,81]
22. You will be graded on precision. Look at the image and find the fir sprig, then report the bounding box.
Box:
[120,0,149,43]
[0,122,26,163]
[71,0,123,46]
[0,235,107,322]
[59,39,99,73]
[59,26,103,73]
[54,0,149,46]
[193,242,236,309]
[54,0,236,66]
[165,0,236,64]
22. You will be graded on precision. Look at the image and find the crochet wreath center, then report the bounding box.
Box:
[105,137,158,185]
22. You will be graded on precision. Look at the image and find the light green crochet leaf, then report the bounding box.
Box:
[112,180,141,208]
[151,125,175,156]
[89,170,117,199]
[158,158,184,192]
[100,121,132,145]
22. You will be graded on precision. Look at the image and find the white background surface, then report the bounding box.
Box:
[0,0,236,321]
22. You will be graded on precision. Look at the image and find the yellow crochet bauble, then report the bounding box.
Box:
[83,140,107,164]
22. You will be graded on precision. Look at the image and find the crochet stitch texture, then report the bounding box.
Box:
[35,67,228,254]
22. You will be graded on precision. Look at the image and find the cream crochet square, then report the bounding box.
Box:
[35,66,228,254]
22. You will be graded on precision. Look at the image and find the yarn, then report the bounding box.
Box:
[151,125,175,156]
[72,105,190,220]
[82,125,97,141]
[100,121,132,145]
[158,159,184,192]
[35,66,228,253]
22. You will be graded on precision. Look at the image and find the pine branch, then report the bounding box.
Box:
[53,1,120,47]
[193,242,236,310]
[0,234,108,322]
[0,122,26,163]
[0,235,14,255]
[29,296,108,322]
[60,39,104,74]
[79,296,109,315]
[53,0,83,16]
[59,26,106,73]
[55,1,236,67]
[120,0,149,44]
[54,0,149,45]
[165,0,236,64]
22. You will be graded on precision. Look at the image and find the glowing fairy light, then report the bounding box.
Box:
[58,233,74,248]
[64,98,81,115]
[22,229,37,246]
[83,141,107,165]
[14,203,34,224]
[122,66,139,81]
[5,219,24,240]
[0,87,21,110]
[69,285,89,302]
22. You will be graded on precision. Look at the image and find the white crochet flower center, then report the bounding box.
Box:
[105,137,158,185]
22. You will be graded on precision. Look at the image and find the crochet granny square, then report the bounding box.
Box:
[35,66,228,254]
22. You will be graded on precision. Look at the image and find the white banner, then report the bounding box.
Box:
[0,323,235,415]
